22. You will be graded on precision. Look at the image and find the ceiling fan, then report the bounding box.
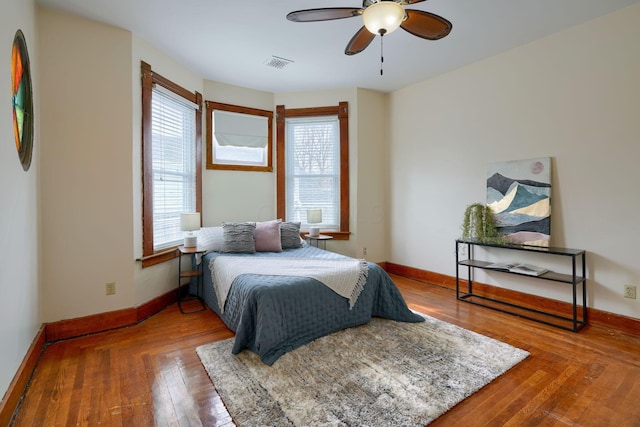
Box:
[286,0,453,56]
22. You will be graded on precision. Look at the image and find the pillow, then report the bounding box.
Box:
[254,219,283,252]
[198,226,224,252]
[221,222,256,253]
[280,221,302,249]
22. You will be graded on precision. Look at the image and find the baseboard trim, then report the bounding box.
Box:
[0,325,46,427]
[136,286,182,323]
[45,285,183,342]
[45,307,138,342]
[385,263,457,289]
[1,285,184,423]
[385,262,640,336]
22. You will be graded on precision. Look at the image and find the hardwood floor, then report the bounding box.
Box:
[12,276,640,426]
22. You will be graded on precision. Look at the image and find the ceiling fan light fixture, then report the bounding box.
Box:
[362,1,405,35]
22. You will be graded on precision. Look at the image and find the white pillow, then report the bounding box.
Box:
[198,226,224,252]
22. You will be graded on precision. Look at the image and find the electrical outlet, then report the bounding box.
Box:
[362,247,367,257]
[105,282,116,296]
[624,284,636,299]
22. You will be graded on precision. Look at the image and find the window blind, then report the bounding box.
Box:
[151,87,197,250]
[285,116,340,230]
[213,109,268,147]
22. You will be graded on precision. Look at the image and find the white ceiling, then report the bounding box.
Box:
[36,0,640,93]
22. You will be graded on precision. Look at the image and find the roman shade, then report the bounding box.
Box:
[213,109,268,148]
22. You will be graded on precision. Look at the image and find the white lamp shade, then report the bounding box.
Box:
[362,2,405,35]
[307,209,322,224]
[180,212,201,232]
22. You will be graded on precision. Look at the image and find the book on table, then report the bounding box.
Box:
[484,262,549,276]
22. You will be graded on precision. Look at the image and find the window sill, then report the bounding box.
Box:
[302,231,350,241]
[138,247,179,268]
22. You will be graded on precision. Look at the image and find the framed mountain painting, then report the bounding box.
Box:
[12,29,34,171]
[486,157,551,246]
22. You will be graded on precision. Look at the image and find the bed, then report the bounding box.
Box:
[192,224,423,365]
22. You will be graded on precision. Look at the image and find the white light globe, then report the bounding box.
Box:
[362,2,405,35]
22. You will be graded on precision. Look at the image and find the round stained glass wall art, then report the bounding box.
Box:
[11,29,34,171]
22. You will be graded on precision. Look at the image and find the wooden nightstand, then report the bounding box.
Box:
[177,246,206,314]
[306,234,333,250]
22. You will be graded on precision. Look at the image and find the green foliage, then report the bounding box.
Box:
[460,203,506,244]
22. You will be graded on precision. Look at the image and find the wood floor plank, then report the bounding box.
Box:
[117,346,152,426]
[143,353,180,426]
[10,275,640,426]
[66,350,87,425]
[558,362,606,423]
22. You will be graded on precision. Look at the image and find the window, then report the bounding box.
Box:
[285,116,340,229]
[276,102,350,239]
[206,101,273,172]
[141,61,202,266]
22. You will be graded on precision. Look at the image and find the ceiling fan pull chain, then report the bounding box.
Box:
[380,33,384,76]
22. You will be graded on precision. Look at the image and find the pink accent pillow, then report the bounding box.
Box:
[254,220,283,252]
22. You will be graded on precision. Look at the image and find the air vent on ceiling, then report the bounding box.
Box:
[264,56,294,70]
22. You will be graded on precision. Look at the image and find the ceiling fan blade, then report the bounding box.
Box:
[287,8,362,22]
[345,26,376,55]
[399,0,427,4]
[400,9,452,40]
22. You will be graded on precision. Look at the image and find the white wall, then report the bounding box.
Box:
[36,9,209,316]
[354,89,390,263]
[389,4,640,319]
[39,8,134,321]
[0,0,39,400]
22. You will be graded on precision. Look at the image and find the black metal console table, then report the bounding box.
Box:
[455,239,587,332]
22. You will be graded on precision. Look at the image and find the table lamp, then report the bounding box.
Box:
[180,212,201,247]
[307,209,322,237]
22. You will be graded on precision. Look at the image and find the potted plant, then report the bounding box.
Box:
[460,203,506,244]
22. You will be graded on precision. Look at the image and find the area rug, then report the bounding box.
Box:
[196,313,529,426]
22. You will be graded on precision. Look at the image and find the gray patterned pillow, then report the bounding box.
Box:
[221,222,256,253]
[280,221,302,249]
